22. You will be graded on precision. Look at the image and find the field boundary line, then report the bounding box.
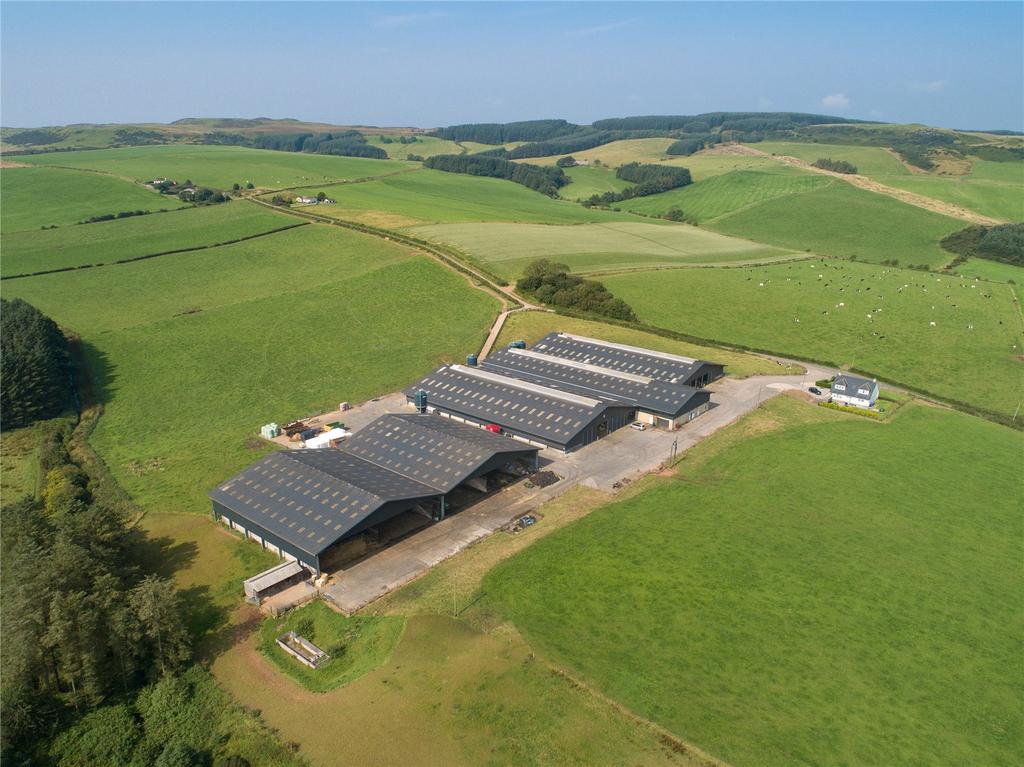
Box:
[2,221,309,280]
[577,253,815,277]
[699,177,837,226]
[543,664,735,767]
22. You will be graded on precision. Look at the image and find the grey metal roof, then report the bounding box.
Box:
[832,374,877,397]
[404,364,607,446]
[345,413,538,493]
[531,332,707,384]
[482,347,703,418]
[209,449,439,558]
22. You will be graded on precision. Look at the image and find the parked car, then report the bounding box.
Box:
[630,421,647,431]
[484,424,501,433]
[809,387,822,395]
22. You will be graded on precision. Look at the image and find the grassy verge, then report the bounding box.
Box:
[257,601,404,693]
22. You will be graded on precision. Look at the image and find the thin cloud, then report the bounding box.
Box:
[909,80,948,94]
[568,19,636,37]
[372,10,447,29]
[822,93,851,110]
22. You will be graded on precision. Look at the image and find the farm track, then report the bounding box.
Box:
[727,144,1005,225]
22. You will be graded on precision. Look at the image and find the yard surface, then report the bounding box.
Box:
[483,397,1024,767]
[285,168,636,227]
[408,220,798,279]
[1,200,296,276]
[1,165,189,231]
[3,223,500,514]
[602,259,1024,419]
[20,144,411,189]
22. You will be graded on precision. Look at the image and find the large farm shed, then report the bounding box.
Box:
[405,333,722,451]
[209,414,539,573]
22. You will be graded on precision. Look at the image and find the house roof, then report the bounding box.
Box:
[344,413,538,493]
[530,332,712,384]
[403,363,608,446]
[481,347,705,419]
[832,374,877,395]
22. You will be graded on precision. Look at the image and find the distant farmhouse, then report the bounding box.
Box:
[831,374,879,409]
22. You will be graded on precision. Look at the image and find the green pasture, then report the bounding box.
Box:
[884,168,1024,222]
[494,311,801,378]
[559,165,632,200]
[287,168,635,227]
[409,220,799,279]
[663,152,792,181]
[602,259,1024,418]
[485,397,1024,767]
[951,258,1024,284]
[258,602,404,693]
[707,181,965,267]
[527,138,676,167]
[753,140,911,176]
[619,169,831,222]
[1,166,188,232]
[1,201,294,277]
[20,144,410,190]
[364,134,461,160]
[3,225,499,514]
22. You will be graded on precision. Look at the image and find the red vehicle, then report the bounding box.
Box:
[484,424,502,434]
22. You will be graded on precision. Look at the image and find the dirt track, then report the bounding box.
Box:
[714,144,1004,226]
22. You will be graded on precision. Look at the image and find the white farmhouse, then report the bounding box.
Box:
[831,374,879,409]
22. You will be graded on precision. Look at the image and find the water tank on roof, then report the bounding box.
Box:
[467,353,478,366]
[414,389,428,413]
[510,339,526,349]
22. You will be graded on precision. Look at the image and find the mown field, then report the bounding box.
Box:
[754,140,911,177]
[707,181,966,267]
[619,168,830,223]
[526,138,676,167]
[409,220,800,279]
[952,258,1024,284]
[1,165,189,231]
[286,168,636,227]
[2,224,499,514]
[663,152,792,181]
[602,259,1024,418]
[20,144,411,189]
[559,165,632,200]
[1,201,296,276]
[484,397,1024,767]
[493,312,802,378]
[364,134,460,159]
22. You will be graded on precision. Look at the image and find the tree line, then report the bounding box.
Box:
[516,260,637,321]
[429,119,581,144]
[811,158,858,174]
[583,163,693,206]
[941,223,1024,268]
[423,154,568,196]
[1,299,72,430]
[253,131,388,159]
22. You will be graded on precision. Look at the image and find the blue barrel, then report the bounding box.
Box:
[467,354,478,366]
[414,389,428,413]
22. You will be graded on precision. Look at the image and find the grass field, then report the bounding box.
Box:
[751,141,1024,222]
[1,201,295,277]
[409,220,800,279]
[20,144,411,189]
[526,138,676,167]
[1,165,189,232]
[753,140,912,177]
[601,259,1024,418]
[364,134,461,159]
[663,152,794,181]
[484,396,1024,767]
[3,224,500,514]
[559,165,632,200]
[493,312,802,378]
[258,602,404,693]
[951,258,1024,284]
[619,169,832,223]
[707,181,966,267]
[286,168,636,227]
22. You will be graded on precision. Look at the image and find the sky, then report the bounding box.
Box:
[2,1,1022,130]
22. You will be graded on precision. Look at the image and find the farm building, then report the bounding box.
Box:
[209,413,539,574]
[831,374,879,409]
[404,334,721,451]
